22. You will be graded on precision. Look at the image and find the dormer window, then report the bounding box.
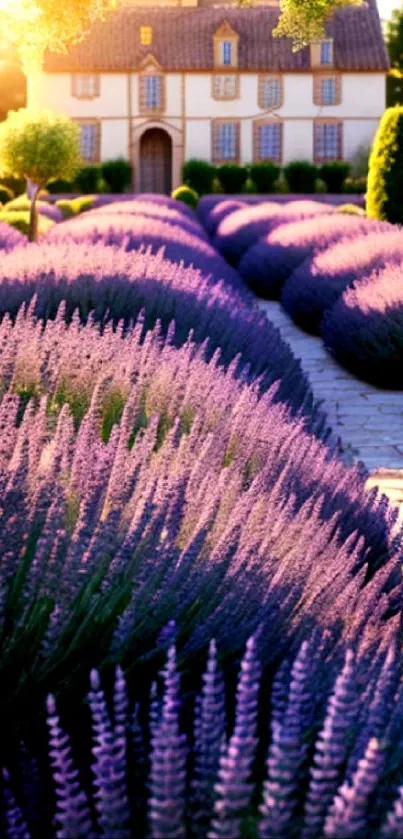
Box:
[320,39,333,66]
[72,74,100,100]
[213,21,239,69]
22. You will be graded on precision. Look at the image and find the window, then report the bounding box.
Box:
[222,40,232,65]
[212,121,239,163]
[140,26,152,46]
[72,74,100,99]
[140,73,164,113]
[321,76,336,105]
[314,122,342,162]
[212,74,239,100]
[254,121,282,163]
[259,76,282,110]
[78,122,100,162]
[320,40,333,66]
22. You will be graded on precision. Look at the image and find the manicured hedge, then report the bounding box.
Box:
[281,229,403,334]
[322,261,403,387]
[237,215,389,299]
[214,200,335,267]
[0,241,319,421]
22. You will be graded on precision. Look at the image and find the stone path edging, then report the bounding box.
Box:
[259,300,403,515]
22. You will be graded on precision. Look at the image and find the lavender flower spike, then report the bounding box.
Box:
[149,645,188,838]
[2,769,31,839]
[324,737,385,838]
[209,636,261,839]
[46,694,94,839]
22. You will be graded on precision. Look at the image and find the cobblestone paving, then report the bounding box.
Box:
[260,300,403,516]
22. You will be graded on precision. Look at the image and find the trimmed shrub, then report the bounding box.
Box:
[216,200,335,268]
[319,161,350,193]
[0,185,14,204]
[74,164,102,194]
[183,158,215,195]
[47,176,77,194]
[5,195,63,222]
[284,161,317,193]
[0,210,55,237]
[367,106,403,223]
[281,228,403,334]
[55,195,96,219]
[343,176,367,194]
[171,184,199,210]
[0,242,318,421]
[101,157,132,193]
[322,261,403,387]
[338,203,366,215]
[249,161,280,193]
[217,164,248,195]
[238,215,388,299]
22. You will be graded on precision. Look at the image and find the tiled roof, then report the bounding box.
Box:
[44,1,389,73]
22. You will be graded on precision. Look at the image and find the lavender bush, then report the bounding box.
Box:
[213,201,334,267]
[322,262,403,387]
[0,241,323,420]
[46,212,243,292]
[0,306,398,718]
[238,216,390,300]
[0,219,25,250]
[281,229,403,334]
[199,199,246,237]
[3,636,403,838]
[88,198,208,240]
[92,192,197,220]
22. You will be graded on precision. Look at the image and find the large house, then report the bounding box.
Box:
[28,0,388,193]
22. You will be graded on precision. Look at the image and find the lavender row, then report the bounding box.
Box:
[0,237,322,424]
[4,636,403,839]
[0,307,399,714]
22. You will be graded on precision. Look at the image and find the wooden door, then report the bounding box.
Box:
[140,128,172,194]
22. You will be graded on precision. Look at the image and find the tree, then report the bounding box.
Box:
[386,4,403,69]
[273,0,364,50]
[0,108,81,241]
[366,105,403,223]
[1,0,117,73]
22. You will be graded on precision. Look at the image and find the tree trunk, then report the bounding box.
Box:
[27,180,40,243]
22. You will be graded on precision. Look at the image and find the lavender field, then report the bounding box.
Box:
[1,194,403,838]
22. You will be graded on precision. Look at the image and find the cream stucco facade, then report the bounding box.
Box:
[29,67,386,191]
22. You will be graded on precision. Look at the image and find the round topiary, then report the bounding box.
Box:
[367,106,403,223]
[171,185,199,210]
[0,185,14,204]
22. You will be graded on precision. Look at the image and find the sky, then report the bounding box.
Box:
[378,0,402,19]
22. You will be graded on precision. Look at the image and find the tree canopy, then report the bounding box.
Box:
[386,4,403,69]
[1,0,117,72]
[273,0,364,50]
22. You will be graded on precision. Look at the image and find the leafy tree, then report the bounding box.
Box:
[0,108,81,241]
[386,4,403,69]
[273,0,363,49]
[1,0,117,72]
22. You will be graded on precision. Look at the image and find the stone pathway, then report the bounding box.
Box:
[260,300,403,515]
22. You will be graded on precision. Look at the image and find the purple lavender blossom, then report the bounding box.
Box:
[281,228,403,334]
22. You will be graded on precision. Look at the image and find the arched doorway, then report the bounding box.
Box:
[139,128,172,194]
